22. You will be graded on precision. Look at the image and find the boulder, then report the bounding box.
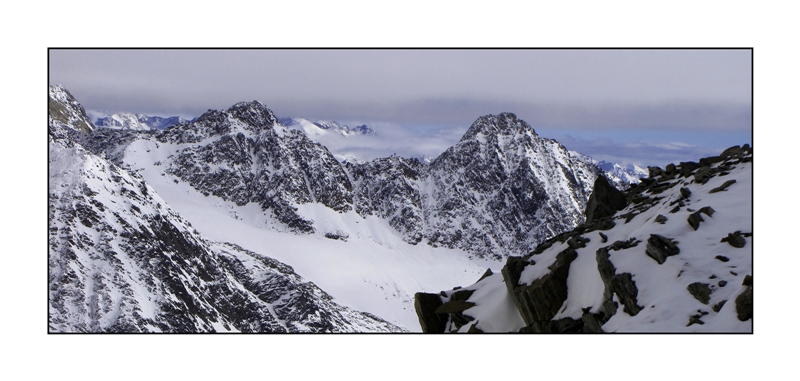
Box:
[584,176,628,223]
[680,187,692,199]
[688,206,715,230]
[721,231,746,248]
[735,286,753,321]
[709,179,736,194]
[654,214,668,224]
[679,161,700,177]
[648,166,664,178]
[693,166,713,184]
[687,282,712,304]
[721,145,744,159]
[699,155,723,167]
[645,234,680,264]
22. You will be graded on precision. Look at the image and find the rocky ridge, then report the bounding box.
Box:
[85,100,601,258]
[415,145,753,332]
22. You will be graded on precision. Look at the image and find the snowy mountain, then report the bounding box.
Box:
[570,150,648,190]
[48,87,404,332]
[415,145,753,332]
[422,113,601,259]
[87,107,600,260]
[95,113,189,131]
[279,117,376,137]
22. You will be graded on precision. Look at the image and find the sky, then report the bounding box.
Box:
[49,49,752,167]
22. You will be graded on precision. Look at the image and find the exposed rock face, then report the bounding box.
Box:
[424,113,599,258]
[49,85,95,135]
[505,247,579,326]
[346,156,425,244]
[414,293,448,333]
[597,239,643,317]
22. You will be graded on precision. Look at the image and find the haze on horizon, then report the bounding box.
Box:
[48,49,752,167]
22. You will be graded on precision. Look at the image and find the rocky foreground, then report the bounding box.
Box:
[415,145,753,333]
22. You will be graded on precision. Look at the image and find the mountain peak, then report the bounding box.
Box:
[227,100,279,128]
[461,112,536,142]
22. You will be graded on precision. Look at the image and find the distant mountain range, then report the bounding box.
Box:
[279,117,376,137]
[94,113,191,131]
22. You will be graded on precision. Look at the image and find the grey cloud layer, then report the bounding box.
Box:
[50,49,751,118]
[49,49,752,166]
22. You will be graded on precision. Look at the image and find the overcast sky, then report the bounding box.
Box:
[49,49,752,167]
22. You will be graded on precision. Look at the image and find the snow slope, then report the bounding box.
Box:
[120,145,497,330]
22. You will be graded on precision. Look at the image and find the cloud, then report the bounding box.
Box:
[553,134,750,168]
[294,121,467,162]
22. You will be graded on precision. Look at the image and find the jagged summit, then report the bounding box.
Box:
[460,112,536,142]
[226,100,281,128]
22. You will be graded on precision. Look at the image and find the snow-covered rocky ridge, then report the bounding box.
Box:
[48,89,404,332]
[95,113,189,131]
[86,101,600,260]
[415,145,752,332]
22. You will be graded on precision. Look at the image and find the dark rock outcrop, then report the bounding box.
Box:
[687,206,715,230]
[504,248,579,325]
[597,239,644,317]
[584,176,628,223]
[721,231,747,248]
[735,285,753,321]
[709,179,737,194]
[414,292,448,333]
[645,234,680,264]
[687,282,712,304]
